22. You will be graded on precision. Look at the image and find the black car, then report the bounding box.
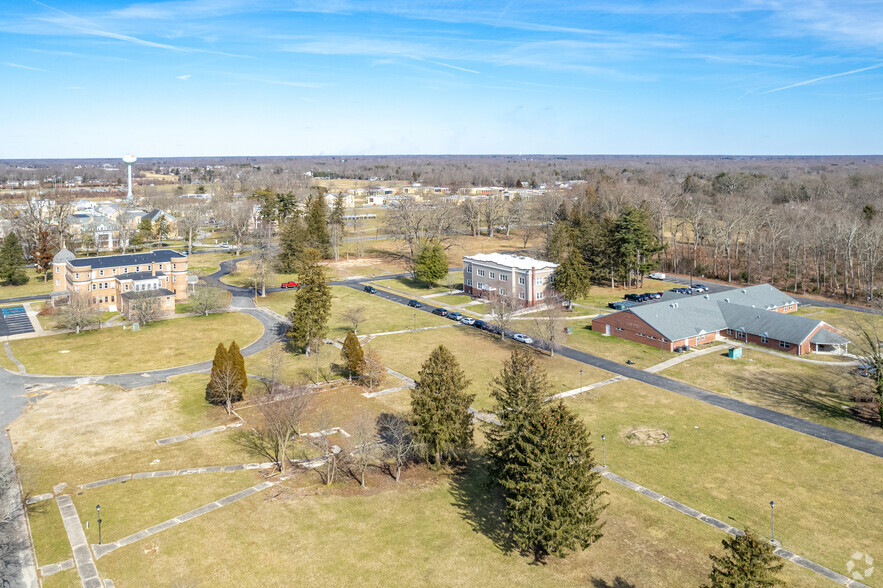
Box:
[431,307,448,317]
[407,299,422,308]
[473,319,486,329]
[363,285,377,294]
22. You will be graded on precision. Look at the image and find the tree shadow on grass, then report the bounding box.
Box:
[591,578,637,588]
[447,455,513,555]
[736,367,881,429]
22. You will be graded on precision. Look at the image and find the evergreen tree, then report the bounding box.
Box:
[546,222,573,264]
[413,240,449,285]
[341,331,364,380]
[229,340,248,392]
[505,402,606,563]
[552,248,592,304]
[286,250,332,354]
[611,206,664,288]
[277,216,307,273]
[305,188,330,257]
[410,345,474,465]
[703,530,785,588]
[0,232,29,286]
[486,349,548,480]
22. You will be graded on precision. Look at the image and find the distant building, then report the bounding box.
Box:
[463,253,559,306]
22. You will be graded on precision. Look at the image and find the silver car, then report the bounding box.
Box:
[513,333,533,344]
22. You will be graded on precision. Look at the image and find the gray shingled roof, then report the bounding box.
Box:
[116,271,165,281]
[121,288,174,300]
[809,329,850,345]
[67,249,186,269]
[620,284,846,345]
[52,248,76,264]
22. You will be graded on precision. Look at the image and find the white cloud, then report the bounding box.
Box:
[177,74,192,80]
[3,62,44,71]
[761,62,883,94]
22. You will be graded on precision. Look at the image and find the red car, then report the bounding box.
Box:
[281,281,300,289]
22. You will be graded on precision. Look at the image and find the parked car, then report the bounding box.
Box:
[280,281,300,289]
[431,307,448,317]
[473,319,486,329]
[460,316,476,326]
[649,272,666,280]
[674,345,691,353]
[447,312,463,321]
[693,283,709,292]
[513,333,533,344]
[363,285,377,294]
[485,324,501,335]
[218,242,231,249]
[407,299,422,308]
[608,301,634,310]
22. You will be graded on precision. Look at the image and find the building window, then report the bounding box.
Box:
[489,271,495,279]
[518,276,525,285]
[518,292,526,300]
[638,333,644,337]
[173,264,176,270]
[124,268,128,274]
[466,279,472,287]
[501,275,508,282]
[779,341,791,349]
[648,335,655,340]
[75,286,79,293]
[536,291,544,300]
[727,329,733,335]
[477,269,485,277]
[761,335,768,343]
[536,277,544,285]
[99,270,104,276]
[136,266,140,272]
[75,273,79,279]
[616,327,623,331]
[466,265,472,273]
[111,296,115,302]
[477,282,485,290]
[172,276,176,282]
[55,279,58,286]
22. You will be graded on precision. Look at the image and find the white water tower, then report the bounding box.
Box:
[122,154,137,201]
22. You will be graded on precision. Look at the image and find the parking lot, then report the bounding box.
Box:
[0,306,35,337]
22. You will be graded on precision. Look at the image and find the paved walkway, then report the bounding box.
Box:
[596,467,870,587]
[92,481,274,560]
[56,495,102,588]
[78,462,278,490]
[5,341,27,374]
[546,375,629,400]
[643,344,728,373]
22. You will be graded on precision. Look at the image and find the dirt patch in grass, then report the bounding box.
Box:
[622,427,670,446]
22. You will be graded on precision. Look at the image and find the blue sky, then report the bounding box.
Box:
[2,0,882,158]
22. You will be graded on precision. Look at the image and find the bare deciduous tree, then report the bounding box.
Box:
[490,295,519,340]
[341,305,367,335]
[252,386,312,472]
[174,202,207,255]
[348,408,378,488]
[128,291,162,325]
[531,303,566,358]
[304,411,343,486]
[58,293,99,333]
[377,412,414,482]
[189,285,226,316]
[359,348,386,392]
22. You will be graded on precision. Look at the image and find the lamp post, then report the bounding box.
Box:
[601,434,606,468]
[96,504,102,545]
[413,313,416,332]
[579,369,583,391]
[770,501,775,544]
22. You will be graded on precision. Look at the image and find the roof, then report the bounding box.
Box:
[116,271,165,281]
[464,252,558,271]
[145,209,177,222]
[809,329,851,346]
[52,248,76,264]
[67,249,187,269]
[617,284,846,345]
[121,288,174,300]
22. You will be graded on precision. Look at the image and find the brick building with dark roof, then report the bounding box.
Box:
[591,284,849,356]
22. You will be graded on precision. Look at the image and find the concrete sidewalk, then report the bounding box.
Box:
[643,344,728,373]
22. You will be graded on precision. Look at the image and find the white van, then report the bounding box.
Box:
[649,272,666,280]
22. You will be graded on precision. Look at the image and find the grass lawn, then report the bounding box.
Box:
[219,258,299,288]
[257,286,450,340]
[87,460,826,587]
[8,312,263,375]
[186,251,238,277]
[371,272,463,296]
[566,322,679,369]
[366,327,612,410]
[564,378,883,581]
[662,346,883,441]
[72,471,258,547]
[0,268,54,299]
[794,305,881,344]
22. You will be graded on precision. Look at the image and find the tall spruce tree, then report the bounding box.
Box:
[486,349,548,480]
[286,250,332,354]
[703,530,785,588]
[0,232,28,286]
[305,189,330,257]
[410,345,474,465]
[552,248,592,304]
[341,331,364,380]
[277,216,307,273]
[505,402,606,563]
[414,240,449,285]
